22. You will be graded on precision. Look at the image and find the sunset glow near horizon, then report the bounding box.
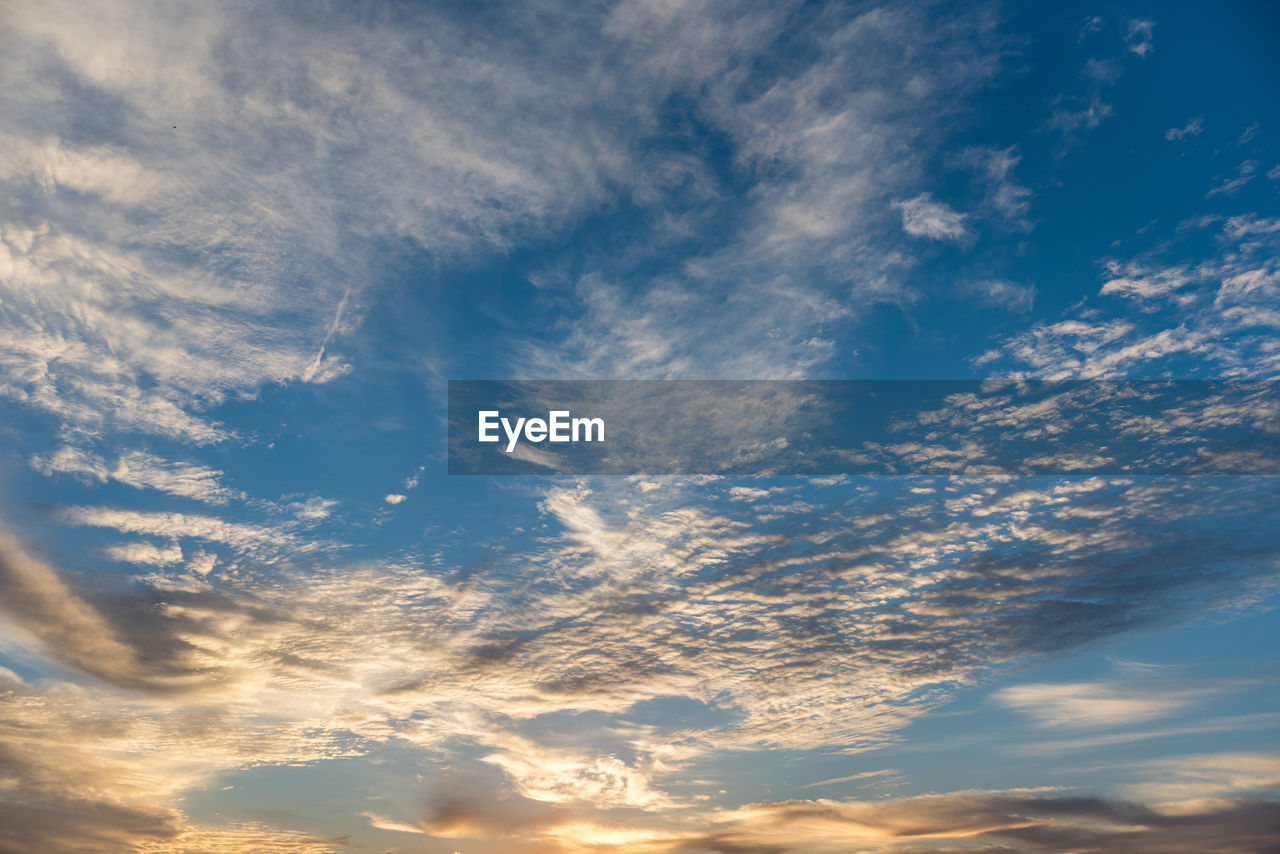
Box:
[1,2,1279,853]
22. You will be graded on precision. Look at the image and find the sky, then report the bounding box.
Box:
[0,1,1278,852]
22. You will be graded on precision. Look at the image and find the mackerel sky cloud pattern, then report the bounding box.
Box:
[1,2,1278,853]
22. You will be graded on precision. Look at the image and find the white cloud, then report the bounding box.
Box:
[2,466,1278,852]
[1164,117,1203,141]
[1125,19,1155,57]
[111,452,241,504]
[481,733,671,810]
[1121,752,1280,803]
[106,540,184,566]
[384,494,407,505]
[62,506,308,560]
[965,279,1036,312]
[519,4,1005,379]
[1206,160,1259,198]
[1098,260,1196,300]
[290,497,339,520]
[894,193,970,242]
[1047,94,1113,139]
[0,0,668,442]
[31,446,109,482]
[980,213,1280,378]
[995,680,1204,728]
[960,145,1033,229]
[33,447,240,504]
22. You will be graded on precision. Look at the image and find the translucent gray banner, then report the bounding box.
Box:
[447,380,1280,475]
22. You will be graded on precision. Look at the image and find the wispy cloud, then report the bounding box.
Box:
[895,193,971,243]
[1121,751,1280,803]
[978,213,1280,378]
[1125,19,1156,58]
[964,278,1037,312]
[995,680,1210,728]
[62,505,312,561]
[1165,117,1204,141]
[105,540,184,566]
[1207,160,1260,198]
[0,533,141,683]
[0,3,1276,852]
[519,3,1006,378]
[3,462,1279,851]
[34,448,243,504]
[960,145,1033,230]
[0,0,677,445]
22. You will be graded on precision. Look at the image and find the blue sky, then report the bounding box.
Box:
[0,1,1278,852]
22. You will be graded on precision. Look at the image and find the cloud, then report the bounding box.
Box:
[1083,57,1123,85]
[683,790,1278,853]
[964,279,1036,312]
[1015,712,1279,755]
[1045,22,1151,153]
[110,452,241,503]
[978,213,1280,378]
[960,145,1033,230]
[995,680,1207,728]
[398,787,1280,853]
[29,445,110,482]
[894,194,970,242]
[1121,752,1280,803]
[384,493,407,505]
[290,496,339,520]
[1,0,679,443]
[1165,117,1204,141]
[0,531,140,683]
[0,4,1276,852]
[799,768,897,789]
[1098,259,1197,300]
[1207,160,1259,198]
[1125,19,1155,57]
[480,732,672,810]
[61,505,310,560]
[518,3,1006,379]
[1047,94,1113,141]
[32,447,242,504]
[105,540,184,566]
[1,462,1278,851]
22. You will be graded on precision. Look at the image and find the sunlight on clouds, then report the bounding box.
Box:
[1120,752,1280,804]
[62,505,316,561]
[980,215,1280,379]
[481,734,671,810]
[995,681,1206,728]
[0,534,140,683]
[3,470,1280,850]
[105,540,184,567]
[0,1,1277,851]
[31,449,245,504]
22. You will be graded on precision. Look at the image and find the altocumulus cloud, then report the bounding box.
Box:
[3,471,1279,851]
[1,1,1278,852]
